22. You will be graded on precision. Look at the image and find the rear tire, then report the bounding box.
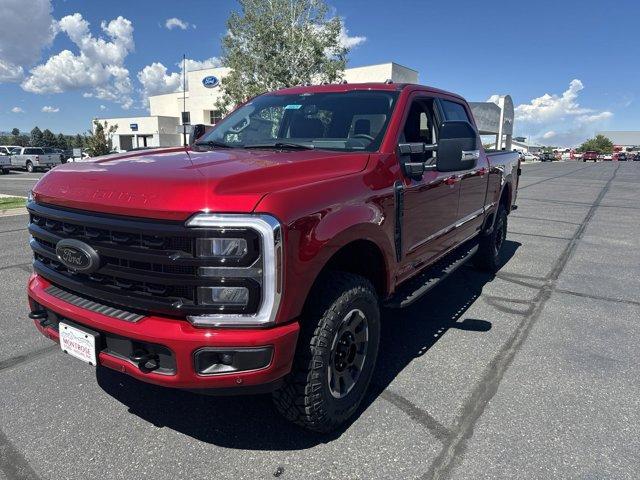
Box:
[0,168,7,175]
[273,271,380,433]
[25,161,34,173]
[474,204,508,273]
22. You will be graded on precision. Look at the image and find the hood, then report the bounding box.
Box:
[32,147,369,221]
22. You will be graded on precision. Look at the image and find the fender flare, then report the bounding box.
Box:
[482,179,512,234]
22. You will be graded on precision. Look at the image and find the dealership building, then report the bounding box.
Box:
[98,62,419,151]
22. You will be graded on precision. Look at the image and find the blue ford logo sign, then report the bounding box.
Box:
[202,75,219,88]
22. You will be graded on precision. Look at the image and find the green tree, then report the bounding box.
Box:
[216,0,349,111]
[11,128,19,137]
[30,127,44,147]
[73,134,83,148]
[42,128,56,147]
[578,134,613,154]
[56,133,68,150]
[86,120,117,156]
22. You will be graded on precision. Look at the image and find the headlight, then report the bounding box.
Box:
[185,213,282,327]
[196,237,248,259]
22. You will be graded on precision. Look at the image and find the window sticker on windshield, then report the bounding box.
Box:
[284,104,302,110]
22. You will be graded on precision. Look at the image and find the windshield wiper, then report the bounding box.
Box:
[194,140,234,148]
[244,142,315,150]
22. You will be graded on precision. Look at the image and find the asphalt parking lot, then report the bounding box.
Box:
[1,162,639,479]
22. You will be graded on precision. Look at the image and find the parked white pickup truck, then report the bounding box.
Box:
[10,147,61,172]
[0,146,14,174]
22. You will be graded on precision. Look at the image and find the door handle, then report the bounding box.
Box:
[444,175,459,186]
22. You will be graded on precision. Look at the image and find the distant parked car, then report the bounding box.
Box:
[614,152,628,161]
[603,153,613,161]
[539,152,555,162]
[632,153,640,161]
[523,152,538,162]
[0,151,10,175]
[582,151,598,162]
[65,151,91,162]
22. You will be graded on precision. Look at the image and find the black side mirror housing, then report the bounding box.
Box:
[436,121,480,172]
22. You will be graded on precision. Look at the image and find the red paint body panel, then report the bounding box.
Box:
[27,83,520,391]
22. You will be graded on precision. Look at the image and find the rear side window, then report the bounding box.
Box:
[441,100,471,123]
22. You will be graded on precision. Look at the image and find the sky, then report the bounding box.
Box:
[1,0,639,146]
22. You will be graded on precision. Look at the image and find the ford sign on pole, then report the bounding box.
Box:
[202,76,219,88]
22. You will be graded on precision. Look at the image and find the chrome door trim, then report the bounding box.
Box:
[408,207,484,253]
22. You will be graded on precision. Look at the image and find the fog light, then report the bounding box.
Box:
[196,238,247,258]
[194,347,273,375]
[197,286,249,307]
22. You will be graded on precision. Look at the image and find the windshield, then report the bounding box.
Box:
[198,90,400,152]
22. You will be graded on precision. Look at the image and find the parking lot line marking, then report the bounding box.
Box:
[0,428,42,480]
[0,228,28,235]
[0,345,58,374]
[377,387,452,442]
[0,262,32,272]
[508,231,573,241]
[555,288,640,307]
[421,164,621,480]
[518,164,594,190]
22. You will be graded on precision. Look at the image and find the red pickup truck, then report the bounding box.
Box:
[26,83,520,432]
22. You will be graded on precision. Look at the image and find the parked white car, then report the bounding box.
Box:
[523,152,538,162]
[0,147,15,174]
[65,151,91,162]
[10,146,61,172]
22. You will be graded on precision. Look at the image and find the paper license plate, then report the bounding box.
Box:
[59,322,98,366]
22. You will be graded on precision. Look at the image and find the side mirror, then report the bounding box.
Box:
[397,142,437,180]
[436,121,480,172]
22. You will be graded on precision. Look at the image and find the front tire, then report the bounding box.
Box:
[474,204,508,272]
[273,272,380,433]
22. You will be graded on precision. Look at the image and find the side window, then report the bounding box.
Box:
[24,148,33,155]
[401,98,437,163]
[441,100,471,123]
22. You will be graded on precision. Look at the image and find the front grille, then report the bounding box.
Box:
[28,202,261,318]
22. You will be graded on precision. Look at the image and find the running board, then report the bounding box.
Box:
[385,239,479,309]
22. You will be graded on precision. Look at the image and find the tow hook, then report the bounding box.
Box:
[129,349,160,373]
[29,310,51,328]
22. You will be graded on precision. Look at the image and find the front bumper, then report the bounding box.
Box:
[27,274,299,391]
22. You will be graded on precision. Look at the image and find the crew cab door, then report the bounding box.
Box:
[396,95,461,280]
[438,98,488,240]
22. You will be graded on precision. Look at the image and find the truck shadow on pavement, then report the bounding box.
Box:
[97,240,520,450]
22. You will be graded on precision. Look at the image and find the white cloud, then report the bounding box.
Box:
[99,104,107,110]
[515,79,593,123]
[0,0,57,82]
[165,17,190,30]
[338,23,366,50]
[21,14,135,109]
[41,105,59,113]
[515,79,614,147]
[11,106,24,113]
[137,57,221,106]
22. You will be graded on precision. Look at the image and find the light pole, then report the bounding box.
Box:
[182,54,187,147]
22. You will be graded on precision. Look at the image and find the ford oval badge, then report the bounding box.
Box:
[202,75,219,88]
[56,239,100,273]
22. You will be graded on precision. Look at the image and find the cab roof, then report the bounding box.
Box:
[271,82,466,102]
